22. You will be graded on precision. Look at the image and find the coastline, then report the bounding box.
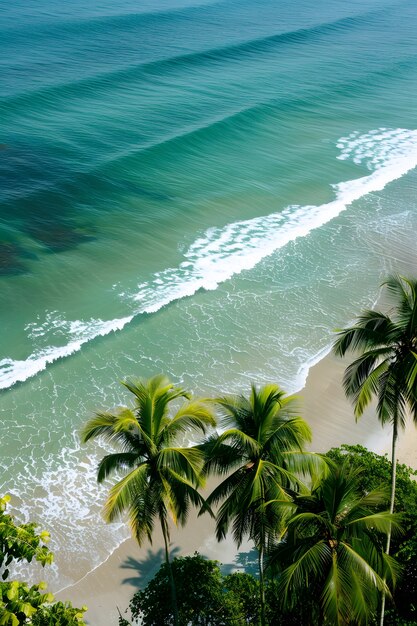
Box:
[58,348,417,625]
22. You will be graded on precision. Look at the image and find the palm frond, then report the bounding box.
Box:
[383,275,414,325]
[167,400,216,440]
[157,446,205,486]
[97,452,140,482]
[216,428,260,458]
[355,486,390,508]
[81,409,138,444]
[278,541,331,604]
[320,553,346,626]
[129,489,160,545]
[204,467,251,508]
[287,511,332,533]
[346,511,402,536]
[376,368,408,427]
[163,470,212,524]
[381,551,402,587]
[199,435,242,476]
[333,311,396,356]
[103,463,149,523]
[343,352,390,417]
[339,542,390,595]
[281,451,327,482]
[262,459,310,494]
[214,395,252,431]
[266,416,312,456]
[348,560,375,625]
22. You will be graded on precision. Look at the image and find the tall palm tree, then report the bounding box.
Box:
[269,462,401,626]
[81,374,216,626]
[200,383,319,626]
[333,276,417,623]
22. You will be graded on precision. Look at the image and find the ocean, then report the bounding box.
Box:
[1,0,417,587]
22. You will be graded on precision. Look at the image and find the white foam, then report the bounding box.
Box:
[131,128,417,307]
[2,128,417,391]
[8,440,129,589]
[0,315,132,389]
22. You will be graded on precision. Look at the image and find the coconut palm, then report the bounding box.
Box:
[81,374,216,626]
[334,276,417,513]
[269,462,401,626]
[200,383,319,626]
[333,276,417,623]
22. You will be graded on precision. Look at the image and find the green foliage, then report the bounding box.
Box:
[333,275,417,428]
[333,276,417,624]
[126,553,321,626]
[201,384,322,626]
[269,460,400,626]
[223,572,260,624]
[129,554,241,625]
[202,384,320,547]
[326,445,417,624]
[82,375,216,545]
[31,601,87,626]
[82,375,216,625]
[0,581,52,626]
[0,497,86,626]
[0,496,53,580]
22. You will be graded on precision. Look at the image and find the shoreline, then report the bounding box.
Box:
[58,347,417,624]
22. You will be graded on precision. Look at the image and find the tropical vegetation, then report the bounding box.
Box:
[333,275,417,516]
[0,495,86,626]
[325,445,417,625]
[7,275,417,626]
[81,374,215,626]
[128,553,242,625]
[268,460,401,626]
[126,552,293,626]
[199,383,318,626]
[333,275,417,624]
[82,375,413,626]
[121,445,417,626]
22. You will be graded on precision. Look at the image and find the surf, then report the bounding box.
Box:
[1,128,417,391]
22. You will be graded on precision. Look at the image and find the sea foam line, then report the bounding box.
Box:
[1,128,417,391]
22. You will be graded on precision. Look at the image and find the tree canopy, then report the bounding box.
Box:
[268,460,401,626]
[82,374,216,626]
[199,383,318,626]
[0,495,86,626]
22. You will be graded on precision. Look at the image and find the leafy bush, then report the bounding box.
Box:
[128,553,312,625]
[0,495,86,626]
[130,554,242,625]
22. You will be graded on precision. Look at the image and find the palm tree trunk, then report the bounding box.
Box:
[160,516,179,626]
[379,416,398,626]
[388,417,398,518]
[258,541,266,626]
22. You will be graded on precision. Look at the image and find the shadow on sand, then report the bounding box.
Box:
[120,546,181,588]
[120,544,259,589]
[221,547,259,576]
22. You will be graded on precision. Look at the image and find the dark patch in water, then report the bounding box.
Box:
[0,242,27,275]
[26,221,96,252]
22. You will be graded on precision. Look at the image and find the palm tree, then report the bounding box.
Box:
[269,462,401,626]
[333,276,417,623]
[81,374,216,626]
[200,383,319,626]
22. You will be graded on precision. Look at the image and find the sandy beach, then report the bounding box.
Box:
[58,350,417,625]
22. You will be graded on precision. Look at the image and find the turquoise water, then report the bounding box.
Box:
[2,0,417,586]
